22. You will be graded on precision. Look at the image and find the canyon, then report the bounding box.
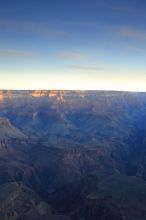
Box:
[0,90,146,220]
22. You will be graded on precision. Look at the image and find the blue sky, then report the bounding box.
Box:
[0,0,146,90]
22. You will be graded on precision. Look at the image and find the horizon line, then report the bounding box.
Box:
[0,88,146,93]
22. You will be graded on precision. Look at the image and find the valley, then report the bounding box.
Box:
[0,90,146,220]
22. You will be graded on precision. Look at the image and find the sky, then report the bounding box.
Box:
[0,0,146,91]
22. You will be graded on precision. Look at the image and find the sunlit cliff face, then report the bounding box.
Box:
[0,90,65,101]
[31,90,47,97]
[49,90,58,97]
[31,90,61,97]
[0,91,4,103]
[31,90,65,102]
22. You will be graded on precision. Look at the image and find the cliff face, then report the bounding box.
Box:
[0,117,27,140]
[0,90,106,101]
[0,91,4,103]
[0,182,71,220]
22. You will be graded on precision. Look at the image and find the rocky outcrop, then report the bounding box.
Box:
[0,91,4,103]
[31,90,48,97]
[0,182,71,220]
[0,117,27,140]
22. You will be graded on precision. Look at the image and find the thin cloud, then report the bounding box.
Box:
[112,42,145,52]
[0,20,70,38]
[56,52,83,60]
[102,0,130,12]
[66,64,103,71]
[122,45,144,52]
[119,27,146,40]
[101,0,144,14]
[0,49,34,58]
